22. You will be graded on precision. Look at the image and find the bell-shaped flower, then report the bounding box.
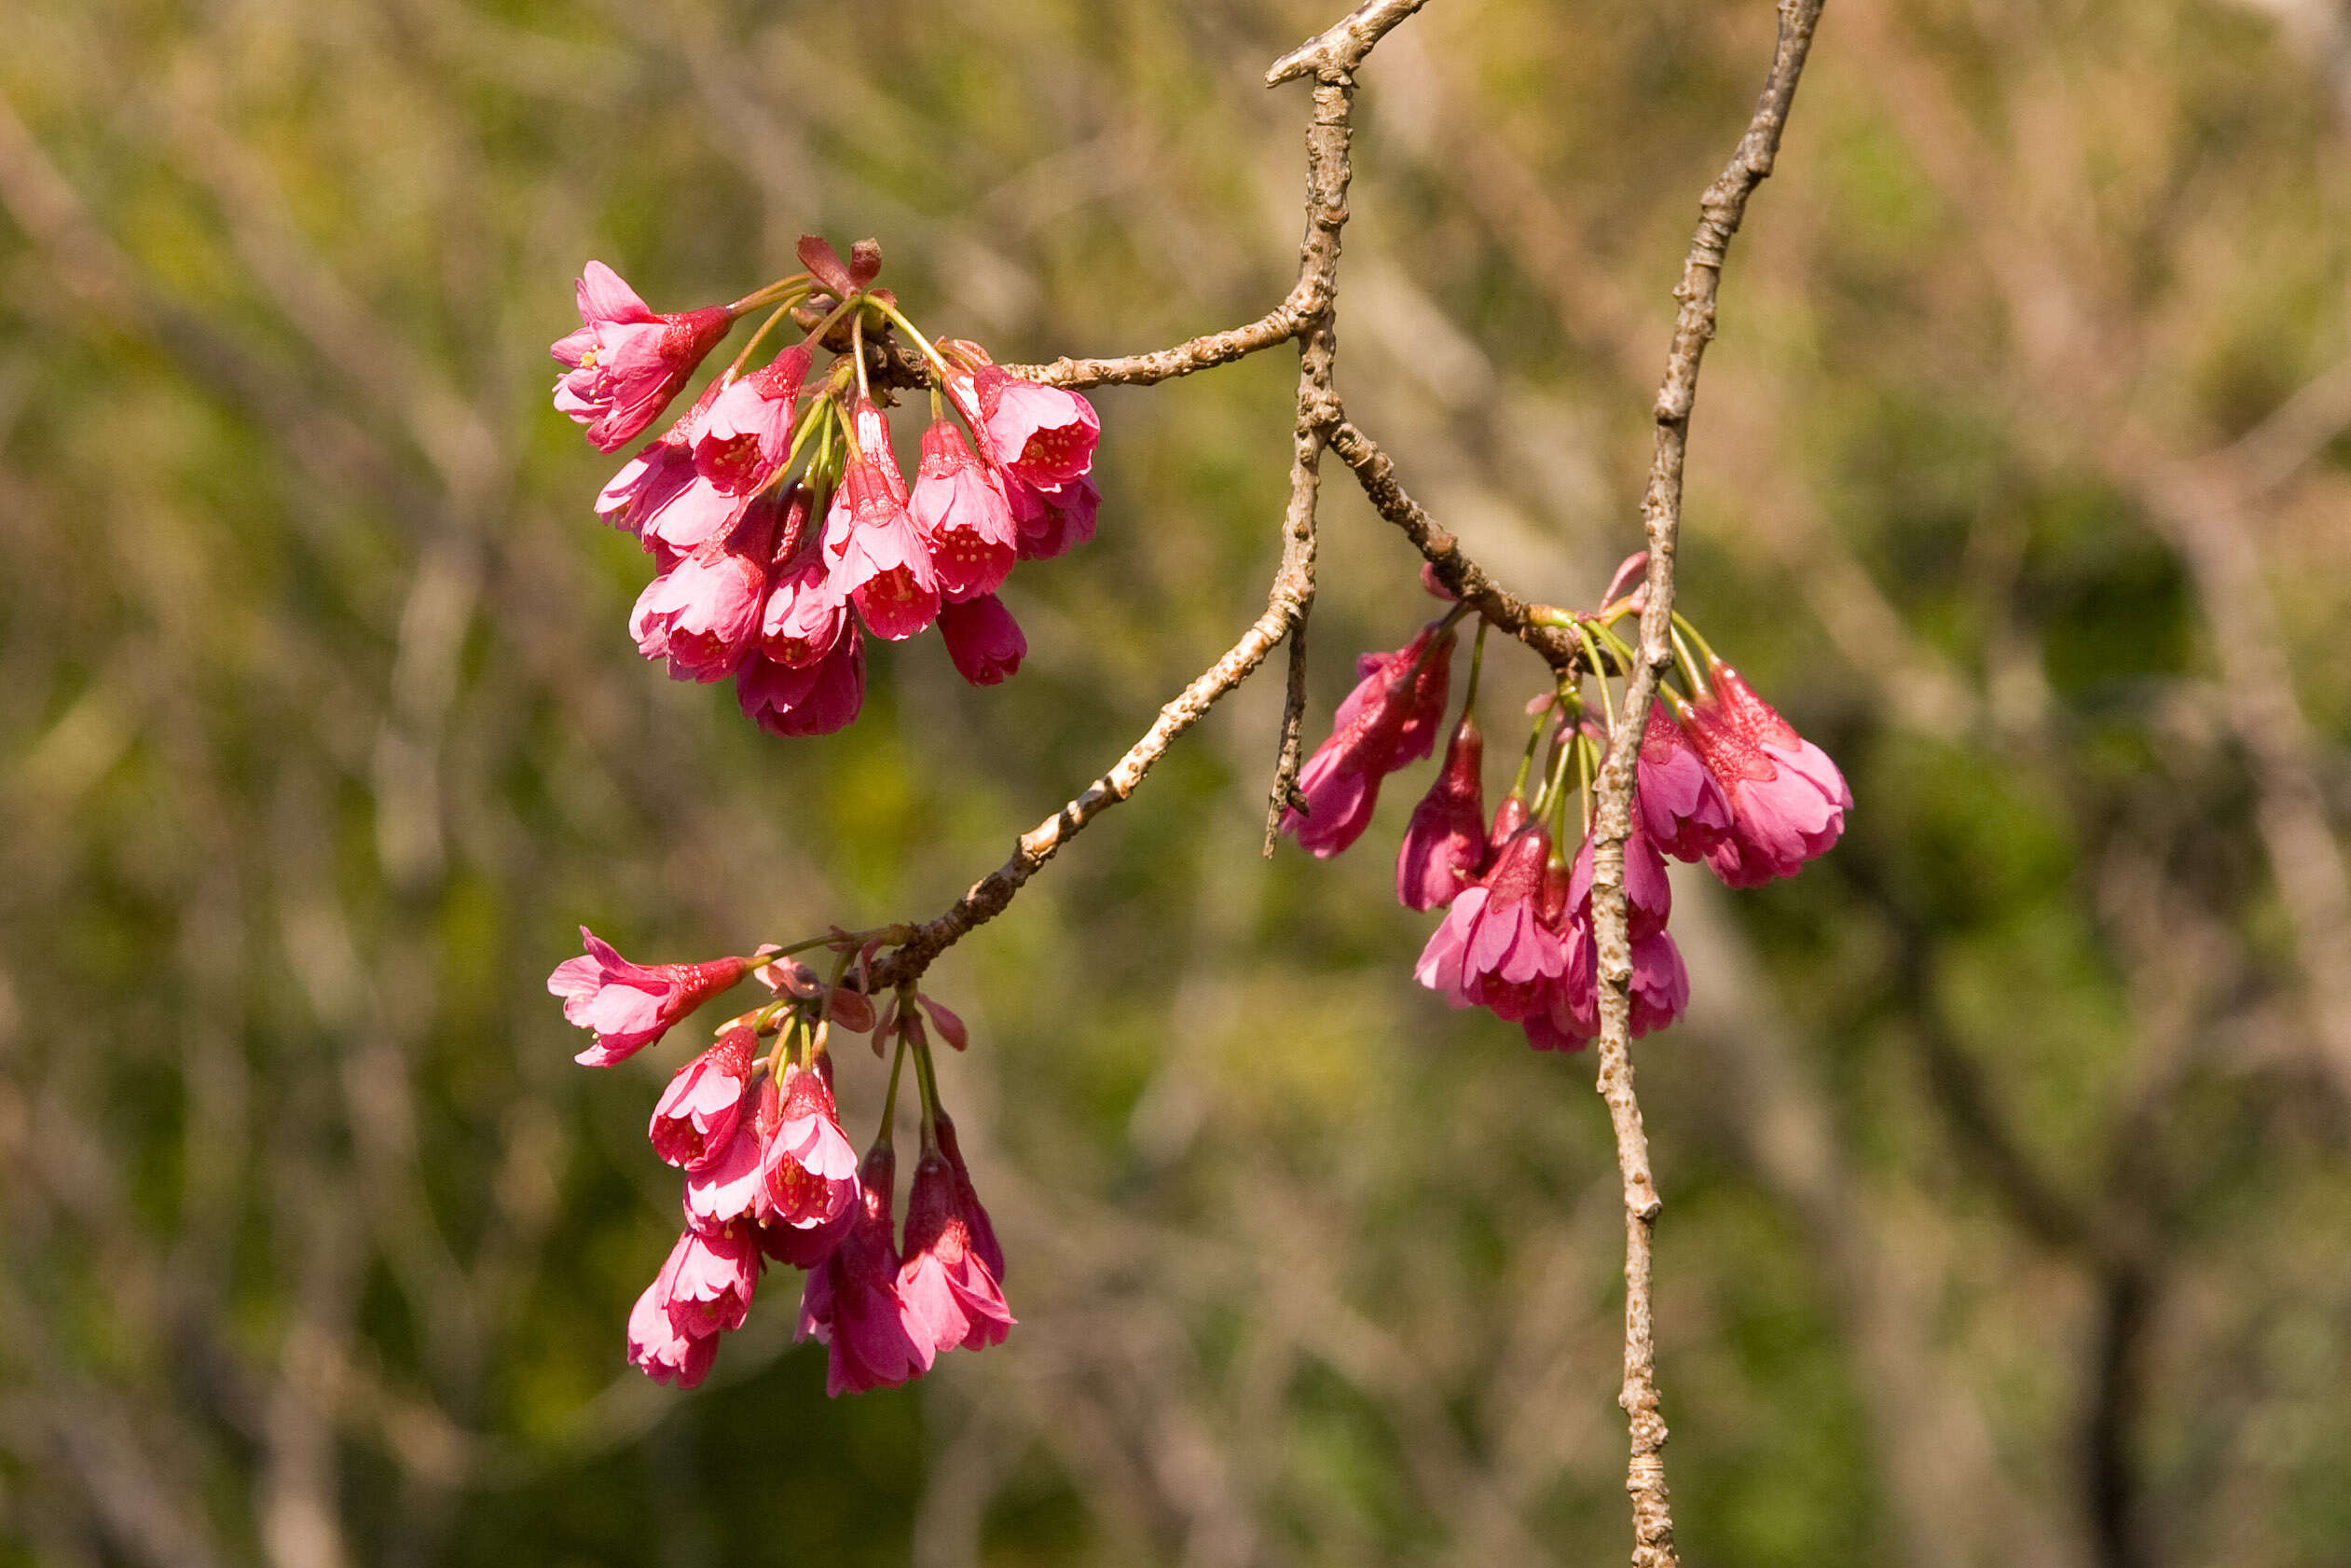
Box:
[897,1148,1014,1356]
[760,1061,859,1231]
[1004,475,1099,561]
[649,1027,757,1171]
[798,1144,934,1396]
[1680,662,1850,887]
[627,492,778,682]
[938,593,1025,686]
[1635,698,1732,862]
[694,348,810,491]
[1280,623,1456,858]
[736,626,866,738]
[1413,821,1568,1023]
[626,1241,720,1388]
[969,364,1099,488]
[909,420,1017,600]
[1395,711,1487,911]
[662,1223,763,1340]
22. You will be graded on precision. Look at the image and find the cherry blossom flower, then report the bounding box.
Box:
[552,261,735,452]
[1396,711,1488,912]
[1282,624,1456,859]
[798,1144,933,1396]
[548,929,749,1066]
[626,1241,719,1388]
[663,1224,762,1339]
[1413,822,1567,1023]
[938,593,1025,686]
[649,1028,758,1171]
[908,420,1017,600]
[1679,665,1850,887]
[760,1061,859,1232]
[897,1148,1013,1355]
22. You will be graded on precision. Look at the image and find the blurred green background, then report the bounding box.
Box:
[5,0,2351,1564]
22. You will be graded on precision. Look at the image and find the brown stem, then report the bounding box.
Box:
[1587,4,1828,1563]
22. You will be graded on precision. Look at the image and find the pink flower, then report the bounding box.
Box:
[758,518,849,668]
[897,1148,1014,1355]
[1680,664,1850,888]
[548,928,749,1066]
[1395,711,1487,911]
[1635,699,1731,862]
[649,1027,757,1171]
[760,1061,859,1231]
[694,348,810,491]
[684,1093,768,1233]
[1004,475,1099,561]
[1280,624,1456,858]
[627,494,778,682]
[1413,822,1568,1023]
[1563,815,1673,942]
[937,593,1025,686]
[825,406,940,640]
[908,420,1017,600]
[932,1111,1004,1284]
[1529,925,1689,1050]
[798,1144,934,1396]
[626,1245,720,1388]
[969,365,1099,488]
[736,626,866,737]
[1488,791,1530,853]
[662,1224,762,1339]
[552,262,736,452]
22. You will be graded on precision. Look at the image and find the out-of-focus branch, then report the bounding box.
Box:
[1587,4,1828,1562]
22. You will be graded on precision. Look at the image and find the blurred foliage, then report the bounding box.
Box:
[3,0,2350,1565]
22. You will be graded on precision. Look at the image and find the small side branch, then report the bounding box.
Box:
[1004,297,1310,391]
[1587,4,1828,1564]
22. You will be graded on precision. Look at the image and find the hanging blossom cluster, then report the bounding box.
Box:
[550,931,1009,1394]
[1280,554,1851,1051]
[552,234,1100,735]
[545,235,1084,1394]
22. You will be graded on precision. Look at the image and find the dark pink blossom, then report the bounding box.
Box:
[552,261,735,452]
[626,1236,718,1388]
[649,1027,757,1171]
[684,1094,767,1233]
[1531,925,1689,1049]
[758,528,848,668]
[1396,711,1488,911]
[627,494,777,682]
[1004,475,1099,561]
[1681,664,1850,888]
[798,1144,934,1396]
[663,1223,762,1339]
[908,420,1017,600]
[548,929,749,1066]
[1636,698,1732,862]
[897,1148,1014,1356]
[1412,822,1567,1023]
[1563,815,1673,942]
[1280,624,1456,859]
[825,406,940,640]
[694,349,810,491]
[938,593,1025,686]
[969,365,1099,488]
[932,1112,1004,1283]
[760,1061,859,1232]
[736,626,866,738]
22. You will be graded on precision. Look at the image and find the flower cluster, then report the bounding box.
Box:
[1281,558,1849,1051]
[552,236,1101,737]
[549,929,1010,1395]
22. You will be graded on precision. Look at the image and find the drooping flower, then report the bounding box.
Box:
[1531,924,1690,1050]
[548,929,750,1066]
[1634,698,1732,862]
[694,349,810,491]
[627,492,778,682]
[1679,665,1849,888]
[760,1061,859,1231]
[684,1090,769,1233]
[758,502,849,668]
[969,365,1099,488]
[736,626,866,738]
[649,1027,758,1171]
[626,1240,719,1388]
[663,1223,763,1339]
[937,593,1025,686]
[897,1148,1014,1355]
[798,1144,934,1396]
[825,406,940,640]
[908,420,1017,601]
[1396,711,1487,911]
[1281,624,1456,858]
[1412,821,1568,1023]
[1004,475,1099,561]
[552,262,736,453]
[931,1111,1004,1284]
[1563,813,1673,942]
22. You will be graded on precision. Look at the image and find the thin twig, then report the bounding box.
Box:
[1004,299,1309,390]
[1586,4,1827,1563]
[1326,418,1584,671]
